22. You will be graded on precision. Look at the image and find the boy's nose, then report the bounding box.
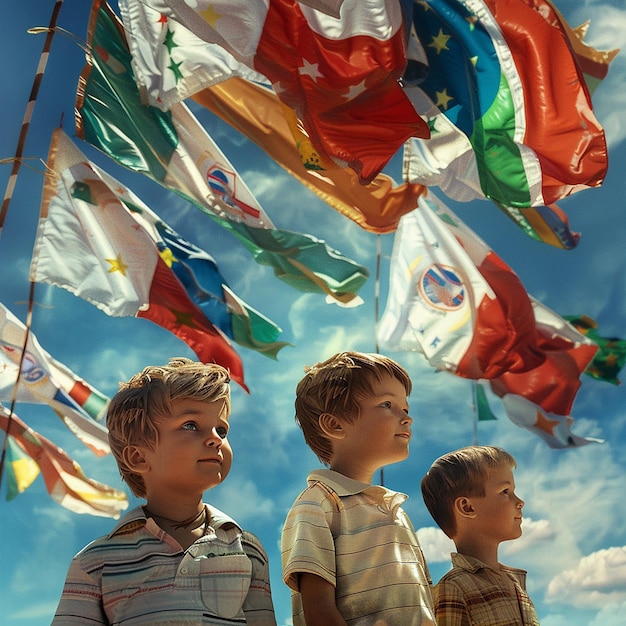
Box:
[205,429,222,447]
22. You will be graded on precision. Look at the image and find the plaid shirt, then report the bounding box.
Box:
[52,505,276,625]
[433,553,540,626]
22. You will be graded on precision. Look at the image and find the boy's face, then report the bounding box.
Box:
[140,397,233,497]
[335,373,412,477]
[470,465,524,542]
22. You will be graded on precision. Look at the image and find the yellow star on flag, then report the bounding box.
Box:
[200,4,221,28]
[435,88,454,110]
[428,29,451,55]
[159,247,176,268]
[106,253,129,276]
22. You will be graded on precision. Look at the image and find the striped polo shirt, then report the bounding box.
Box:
[281,469,436,626]
[52,505,276,625]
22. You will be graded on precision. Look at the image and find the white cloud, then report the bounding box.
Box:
[546,546,626,608]
[503,517,556,555]
[416,526,455,563]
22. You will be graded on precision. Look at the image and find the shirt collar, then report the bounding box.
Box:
[451,553,528,581]
[108,504,242,538]
[307,468,408,509]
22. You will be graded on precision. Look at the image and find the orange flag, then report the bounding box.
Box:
[193,78,426,234]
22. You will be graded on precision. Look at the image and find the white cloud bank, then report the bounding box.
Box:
[546,546,626,608]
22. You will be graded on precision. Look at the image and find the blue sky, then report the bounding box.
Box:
[1,1,625,625]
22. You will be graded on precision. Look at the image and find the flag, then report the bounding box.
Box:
[1,405,128,518]
[192,78,425,234]
[0,303,110,456]
[403,0,614,247]
[377,192,548,380]
[118,0,429,184]
[475,382,497,421]
[499,394,603,449]
[31,128,250,390]
[4,435,40,500]
[564,315,626,385]
[489,299,598,417]
[45,129,287,360]
[486,300,600,447]
[77,1,368,304]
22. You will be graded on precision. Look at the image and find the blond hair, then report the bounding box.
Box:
[295,351,412,464]
[421,445,516,538]
[106,358,231,497]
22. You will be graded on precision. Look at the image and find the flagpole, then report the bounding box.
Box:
[0,0,64,235]
[472,380,479,445]
[373,234,386,486]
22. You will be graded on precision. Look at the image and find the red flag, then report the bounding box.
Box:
[121,0,429,183]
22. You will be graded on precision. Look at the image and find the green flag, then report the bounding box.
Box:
[565,315,626,385]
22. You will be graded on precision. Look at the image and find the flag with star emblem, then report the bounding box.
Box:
[118,0,429,184]
[498,394,603,449]
[1,405,128,517]
[403,0,616,248]
[377,192,548,380]
[77,1,368,304]
[30,128,248,391]
[0,302,111,457]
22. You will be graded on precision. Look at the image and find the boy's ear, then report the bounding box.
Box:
[318,412,346,440]
[454,496,476,519]
[122,445,151,474]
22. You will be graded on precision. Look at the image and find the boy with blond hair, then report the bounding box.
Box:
[421,445,540,625]
[281,351,436,626]
[53,358,276,625]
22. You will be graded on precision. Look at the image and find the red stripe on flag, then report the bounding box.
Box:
[137,257,247,392]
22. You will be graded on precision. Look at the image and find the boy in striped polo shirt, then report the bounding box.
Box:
[281,351,436,626]
[52,358,276,625]
[421,445,540,625]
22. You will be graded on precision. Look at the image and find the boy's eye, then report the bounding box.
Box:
[182,422,198,431]
[380,401,392,408]
[216,426,228,439]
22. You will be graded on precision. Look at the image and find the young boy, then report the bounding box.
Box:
[281,351,436,626]
[52,358,276,625]
[421,445,540,625]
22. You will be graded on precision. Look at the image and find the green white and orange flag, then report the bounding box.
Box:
[0,302,110,457]
[403,0,616,249]
[1,405,128,518]
[76,1,368,304]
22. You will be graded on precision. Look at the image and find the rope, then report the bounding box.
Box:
[0,0,64,234]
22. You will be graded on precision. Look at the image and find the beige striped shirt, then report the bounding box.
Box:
[281,469,436,626]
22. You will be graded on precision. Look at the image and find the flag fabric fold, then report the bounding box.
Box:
[377,193,547,379]
[0,302,110,457]
[4,435,40,501]
[499,394,603,449]
[193,78,426,234]
[118,0,429,184]
[1,405,128,518]
[77,0,368,304]
[30,128,253,390]
[403,0,614,248]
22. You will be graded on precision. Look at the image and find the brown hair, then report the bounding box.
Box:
[106,358,231,497]
[294,351,412,464]
[421,445,516,538]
